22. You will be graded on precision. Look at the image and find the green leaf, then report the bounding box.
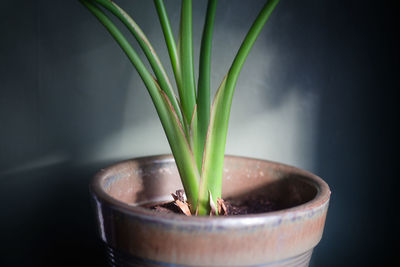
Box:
[196,76,226,215]
[154,0,182,94]
[178,0,197,130]
[197,0,218,173]
[198,0,280,215]
[153,79,201,210]
[189,105,201,171]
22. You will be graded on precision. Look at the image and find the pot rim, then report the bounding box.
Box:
[90,154,330,226]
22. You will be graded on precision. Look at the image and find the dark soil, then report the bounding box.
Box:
[149,194,278,216]
[223,195,278,215]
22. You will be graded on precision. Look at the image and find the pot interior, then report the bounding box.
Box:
[99,156,318,212]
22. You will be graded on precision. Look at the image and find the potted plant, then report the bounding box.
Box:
[81,0,331,266]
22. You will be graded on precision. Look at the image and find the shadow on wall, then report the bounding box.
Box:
[1,0,127,173]
[306,1,397,266]
[0,0,131,266]
[0,162,109,267]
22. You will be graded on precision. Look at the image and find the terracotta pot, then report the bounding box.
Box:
[91,155,330,267]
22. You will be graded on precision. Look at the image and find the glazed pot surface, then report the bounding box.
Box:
[91,155,330,267]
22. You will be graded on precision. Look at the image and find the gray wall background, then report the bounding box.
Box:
[0,0,397,266]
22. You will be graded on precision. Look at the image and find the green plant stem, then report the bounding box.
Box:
[197,0,217,169]
[154,0,182,93]
[197,0,280,215]
[179,0,197,129]
[80,0,200,210]
[94,0,183,126]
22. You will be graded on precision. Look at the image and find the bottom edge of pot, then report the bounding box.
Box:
[104,243,314,267]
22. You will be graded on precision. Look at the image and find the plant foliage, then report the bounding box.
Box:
[80,0,280,215]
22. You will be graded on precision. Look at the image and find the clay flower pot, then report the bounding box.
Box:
[91,155,330,267]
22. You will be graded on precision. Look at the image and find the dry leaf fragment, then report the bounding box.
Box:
[171,190,191,216]
[217,197,228,216]
[175,189,186,202]
[174,199,192,216]
[171,189,186,202]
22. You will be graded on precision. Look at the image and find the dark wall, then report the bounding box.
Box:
[0,0,397,266]
[310,1,397,266]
